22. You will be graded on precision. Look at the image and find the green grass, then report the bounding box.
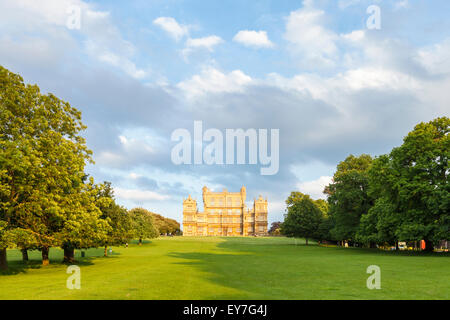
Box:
[0,237,448,299]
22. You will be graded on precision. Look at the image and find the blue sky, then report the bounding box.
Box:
[1,0,449,224]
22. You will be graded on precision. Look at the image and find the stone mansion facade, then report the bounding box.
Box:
[182,186,268,236]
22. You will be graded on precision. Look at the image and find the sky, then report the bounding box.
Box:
[1,0,449,225]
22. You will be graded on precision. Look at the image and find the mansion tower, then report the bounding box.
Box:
[182,186,268,236]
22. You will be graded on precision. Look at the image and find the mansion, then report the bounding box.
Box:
[182,186,268,236]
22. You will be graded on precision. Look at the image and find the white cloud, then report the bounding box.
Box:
[0,0,147,79]
[415,38,450,75]
[297,176,332,200]
[233,30,274,48]
[153,16,189,41]
[88,43,148,79]
[185,36,224,51]
[338,0,361,9]
[114,187,170,201]
[284,1,338,67]
[341,30,365,43]
[177,67,252,99]
[394,0,409,10]
[95,151,124,167]
[181,36,224,59]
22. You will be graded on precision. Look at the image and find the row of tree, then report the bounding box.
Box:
[0,66,179,270]
[281,117,449,251]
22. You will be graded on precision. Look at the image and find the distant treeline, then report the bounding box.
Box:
[151,212,181,235]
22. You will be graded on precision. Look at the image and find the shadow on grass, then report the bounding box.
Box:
[1,247,122,276]
[129,239,153,245]
[168,249,258,299]
[166,237,450,299]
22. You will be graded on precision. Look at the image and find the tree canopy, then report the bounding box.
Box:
[281,192,324,245]
[129,208,159,245]
[357,117,449,250]
[324,154,373,242]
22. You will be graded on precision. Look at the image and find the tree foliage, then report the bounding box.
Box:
[151,212,181,235]
[281,192,324,245]
[129,208,159,244]
[358,117,449,250]
[325,154,373,242]
[0,65,109,267]
[268,221,282,235]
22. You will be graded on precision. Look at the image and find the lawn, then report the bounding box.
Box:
[0,237,448,300]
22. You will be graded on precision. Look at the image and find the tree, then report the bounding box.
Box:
[0,65,103,267]
[325,154,373,243]
[281,192,323,245]
[57,178,111,263]
[11,228,36,262]
[151,212,181,236]
[0,221,13,270]
[268,221,282,235]
[356,196,399,247]
[129,208,159,245]
[363,117,449,251]
[95,182,134,256]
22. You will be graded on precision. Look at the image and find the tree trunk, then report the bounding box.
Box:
[41,247,50,266]
[63,247,75,263]
[305,238,308,246]
[139,238,142,246]
[21,248,29,262]
[104,246,108,257]
[424,240,434,252]
[395,242,399,251]
[0,248,7,271]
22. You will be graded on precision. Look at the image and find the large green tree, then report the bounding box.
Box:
[0,66,107,267]
[129,208,159,245]
[360,117,449,251]
[281,192,323,245]
[57,177,111,263]
[0,221,13,270]
[94,182,134,256]
[325,154,373,243]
